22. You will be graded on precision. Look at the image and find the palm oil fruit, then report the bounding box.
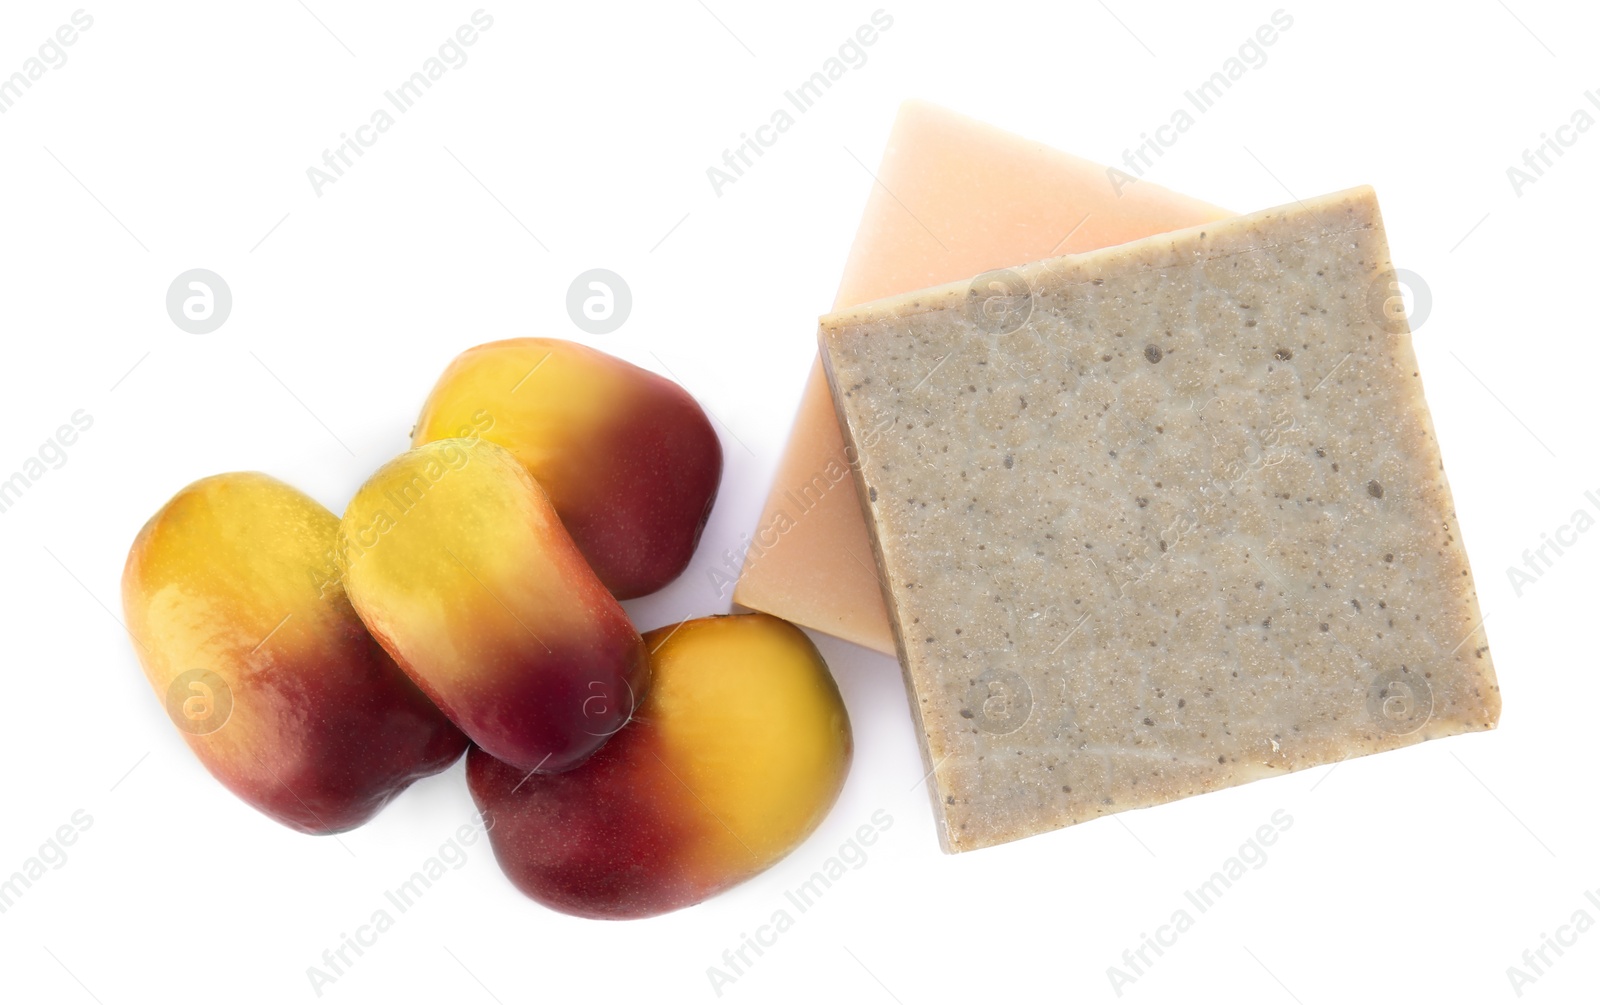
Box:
[468,613,852,919]
[121,473,468,834]
[412,338,723,599]
[338,438,649,774]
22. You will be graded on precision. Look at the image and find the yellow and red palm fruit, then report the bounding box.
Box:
[468,613,852,919]
[338,438,649,774]
[121,473,468,834]
[412,338,722,599]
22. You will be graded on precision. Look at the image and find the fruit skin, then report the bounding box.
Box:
[412,338,723,599]
[469,613,852,920]
[121,473,467,834]
[338,438,649,773]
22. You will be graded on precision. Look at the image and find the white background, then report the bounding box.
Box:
[0,1,1594,1002]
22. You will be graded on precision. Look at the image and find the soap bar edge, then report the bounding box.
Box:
[817,324,962,852]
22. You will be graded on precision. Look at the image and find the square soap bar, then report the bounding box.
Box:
[819,187,1500,852]
[732,101,1232,653]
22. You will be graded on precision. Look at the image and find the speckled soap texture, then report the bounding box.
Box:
[818,186,1500,853]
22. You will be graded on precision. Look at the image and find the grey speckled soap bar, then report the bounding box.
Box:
[819,186,1500,853]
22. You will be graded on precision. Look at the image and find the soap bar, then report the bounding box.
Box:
[732,101,1232,653]
[819,187,1500,853]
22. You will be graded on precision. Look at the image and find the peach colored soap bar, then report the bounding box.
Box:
[733,101,1232,653]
